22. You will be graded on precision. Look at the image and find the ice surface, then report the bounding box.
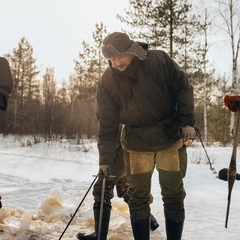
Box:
[0,136,240,239]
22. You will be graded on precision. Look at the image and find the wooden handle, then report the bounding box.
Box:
[225,109,240,228]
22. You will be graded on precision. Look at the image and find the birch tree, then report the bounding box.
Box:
[217,0,240,138]
[42,68,56,139]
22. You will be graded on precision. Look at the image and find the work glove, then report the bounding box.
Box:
[179,126,195,139]
[218,168,240,181]
[99,164,112,177]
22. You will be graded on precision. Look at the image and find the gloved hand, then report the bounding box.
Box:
[99,165,112,177]
[179,126,195,139]
[218,168,240,181]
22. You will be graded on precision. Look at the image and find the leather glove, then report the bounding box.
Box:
[218,168,240,181]
[179,126,195,139]
[218,168,228,181]
[99,165,112,177]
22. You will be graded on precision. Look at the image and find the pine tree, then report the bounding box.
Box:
[71,23,108,138]
[117,0,198,62]
[8,37,40,134]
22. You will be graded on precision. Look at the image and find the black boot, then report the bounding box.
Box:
[164,208,185,240]
[76,207,111,240]
[76,232,97,240]
[131,218,150,240]
[150,213,159,231]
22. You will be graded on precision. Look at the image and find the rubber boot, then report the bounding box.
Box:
[165,208,185,240]
[131,218,150,240]
[76,207,111,240]
[150,213,159,231]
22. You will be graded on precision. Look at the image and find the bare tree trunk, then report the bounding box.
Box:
[218,0,240,140]
[13,98,18,131]
[203,9,208,143]
[169,0,173,57]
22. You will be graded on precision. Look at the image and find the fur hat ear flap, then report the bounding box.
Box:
[102,45,122,59]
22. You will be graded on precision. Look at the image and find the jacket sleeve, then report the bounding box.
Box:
[96,80,120,166]
[0,57,13,111]
[165,53,195,127]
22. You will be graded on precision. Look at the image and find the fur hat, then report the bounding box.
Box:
[102,32,147,60]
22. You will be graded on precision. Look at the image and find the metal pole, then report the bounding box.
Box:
[195,128,217,174]
[97,176,106,240]
[59,175,98,240]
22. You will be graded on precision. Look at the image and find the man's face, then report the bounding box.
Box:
[110,54,133,72]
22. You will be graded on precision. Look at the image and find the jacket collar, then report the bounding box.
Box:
[108,56,140,79]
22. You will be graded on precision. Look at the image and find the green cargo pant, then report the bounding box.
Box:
[125,139,187,221]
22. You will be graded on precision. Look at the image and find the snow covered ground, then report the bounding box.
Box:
[0,135,240,240]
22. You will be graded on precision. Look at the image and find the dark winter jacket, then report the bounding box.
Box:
[96,50,194,166]
[0,57,13,111]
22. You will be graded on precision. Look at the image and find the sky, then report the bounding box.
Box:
[0,0,130,81]
[0,135,240,239]
[0,0,234,82]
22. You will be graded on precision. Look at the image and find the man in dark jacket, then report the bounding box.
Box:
[0,57,13,208]
[80,32,195,240]
[0,57,13,112]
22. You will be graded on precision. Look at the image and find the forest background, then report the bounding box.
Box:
[0,0,240,145]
